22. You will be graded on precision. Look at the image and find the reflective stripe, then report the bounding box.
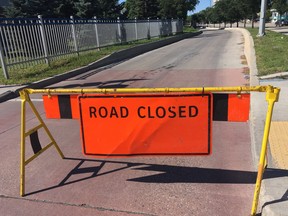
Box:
[58,95,72,119]
[213,94,228,121]
[213,93,250,122]
[43,95,79,119]
[43,93,250,122]
[29,130,42,154]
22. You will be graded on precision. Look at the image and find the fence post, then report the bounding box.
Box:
[147,18,150,39]
[117,17,122,43]
[0,35,9,79]
[171,18,174,35]
[70,16,79,56]
[93,16,100,50]
[134,17,138,41]
[38,15,49,65]
[157,18,161,37]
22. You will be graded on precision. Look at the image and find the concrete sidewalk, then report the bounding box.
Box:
[267,25,288,36]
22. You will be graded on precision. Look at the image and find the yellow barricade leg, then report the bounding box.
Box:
[20,96,26,197]
[250,87,280,216]
[19,90,64,196]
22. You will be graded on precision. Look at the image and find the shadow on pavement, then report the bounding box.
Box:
[261,189,288,212]
[48,79,147,89]
[198,33,222,38]
[24,158,288,196]
[191,32,222,39]
[263,168,288,179]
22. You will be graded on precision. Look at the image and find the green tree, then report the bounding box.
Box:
[126,0,159,19]
[197,7,211,25]
[4,0,120,18]
[213,0,230,27]
[192,0,261,28]
[74,0,120,18]
[5,0,59,17]
[74,0,100,18]
[191,7,218,27]
[225,0,244,27]
[97,0,120,18]
[55,0,77,18]
[158,0,199,19]
[157,0,174,18]
[241,0,260,28]
[190,13,202,27]
[0,6,5,17]
[208,6,222,26]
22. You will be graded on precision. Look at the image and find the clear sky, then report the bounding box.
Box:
[192,0,212,14]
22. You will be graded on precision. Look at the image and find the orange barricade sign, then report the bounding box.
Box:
[79,93,212,156]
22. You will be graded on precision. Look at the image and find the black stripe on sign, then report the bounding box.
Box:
[30,130,42,154]
[58,95,72,119]
[213,94,228,121]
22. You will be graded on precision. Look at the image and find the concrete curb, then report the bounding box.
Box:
[0,90,18,102]
[237,27,275,216]
[259,72,288,80]
[0,31,202,103]
[226,28,259,85]
[226,28,260,167]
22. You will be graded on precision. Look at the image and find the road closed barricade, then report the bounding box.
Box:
[19,85,280,216]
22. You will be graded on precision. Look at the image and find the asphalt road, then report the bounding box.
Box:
[0,29,255,216]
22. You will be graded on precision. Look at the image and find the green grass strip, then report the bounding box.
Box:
[247,28,288,76]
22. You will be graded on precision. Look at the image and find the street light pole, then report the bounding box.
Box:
[258,0,268,36]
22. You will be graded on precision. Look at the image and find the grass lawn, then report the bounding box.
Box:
[247,28,288,76]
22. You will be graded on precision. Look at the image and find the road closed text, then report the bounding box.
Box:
[89,105,199,119]
[79,94,212,156]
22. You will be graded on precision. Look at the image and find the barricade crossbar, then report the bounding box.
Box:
[24,85,268,95]
[19,85,280,216]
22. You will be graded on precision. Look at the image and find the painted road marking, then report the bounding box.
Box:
[8,99,43,102]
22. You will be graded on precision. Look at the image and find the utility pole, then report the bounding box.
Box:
[258,0,267,36]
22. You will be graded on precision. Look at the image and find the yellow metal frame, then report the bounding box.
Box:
[19,86,280,215]
[19,90,64,197]
[23,85,267,95]
[250,86,280,216]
